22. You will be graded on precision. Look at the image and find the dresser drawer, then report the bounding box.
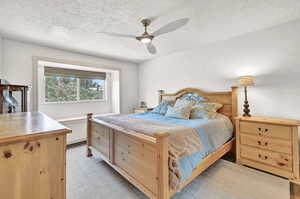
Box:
[240,121,292,140]
[114,132,157,194]
[115,132,157,167]
[240,145,292,171]
[91,123,110,158]
[92,123,110,139]
[240,134,292,154]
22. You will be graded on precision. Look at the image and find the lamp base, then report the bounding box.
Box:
[243,100,251,117]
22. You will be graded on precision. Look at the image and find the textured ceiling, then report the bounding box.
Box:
[1,0,300,63]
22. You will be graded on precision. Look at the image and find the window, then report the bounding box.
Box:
[79,78,105,100]
[44,66,106,103]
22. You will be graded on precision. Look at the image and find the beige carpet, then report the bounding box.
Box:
[67,145,289,199]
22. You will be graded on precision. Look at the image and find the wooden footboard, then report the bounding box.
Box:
[87,113,169,199]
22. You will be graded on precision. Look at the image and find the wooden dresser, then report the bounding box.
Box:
[236,116,300,180]
[0,112,71,199]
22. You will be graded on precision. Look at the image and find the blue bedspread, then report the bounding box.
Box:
[129,112,233,181]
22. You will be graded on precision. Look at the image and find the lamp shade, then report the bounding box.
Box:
[238,76,255,86]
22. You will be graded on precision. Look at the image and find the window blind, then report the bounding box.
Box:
[44,66,106,80]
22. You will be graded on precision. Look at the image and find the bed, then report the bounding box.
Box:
[86,87,238,199]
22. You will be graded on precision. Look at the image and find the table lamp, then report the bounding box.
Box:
[238,76,255,117]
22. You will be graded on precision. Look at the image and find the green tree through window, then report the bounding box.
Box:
[45,76,105,102]
[80,79,104,100]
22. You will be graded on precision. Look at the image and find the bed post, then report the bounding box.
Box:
[231,87,238,160]
[86,113,93,157]
[155,132,169,199]
[231,86,238,120]
[231,86,238,136]
[158,89,164,103]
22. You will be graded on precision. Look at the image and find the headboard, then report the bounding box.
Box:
[159,87,238,123]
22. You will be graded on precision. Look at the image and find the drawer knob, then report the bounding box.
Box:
[265,129,269,132]
[257,141,261,145]
[3,151,12,159]
[258,128,262,131]
[264,142,268,146]
[258,154,262,158]
[258,154,268,160]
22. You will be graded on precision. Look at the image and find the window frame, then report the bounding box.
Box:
[43,74,107,104]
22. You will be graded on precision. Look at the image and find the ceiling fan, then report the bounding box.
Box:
[98,18,189,54]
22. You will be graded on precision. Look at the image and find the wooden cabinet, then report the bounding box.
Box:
[236,116,300,180]
[133,107,153,113]
[0,112,71,199]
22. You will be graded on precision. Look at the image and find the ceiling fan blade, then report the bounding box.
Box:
[97,32,136,39]
[146,43,157,54]
[152,18,189,37]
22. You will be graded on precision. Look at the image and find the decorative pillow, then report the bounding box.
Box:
[174,98,195,108]
[181,92,207,102]
[165,105,192,120]
[190,106,218,119]
[174,92,207,108]
[151,101,174,115]
[195,102,223,112]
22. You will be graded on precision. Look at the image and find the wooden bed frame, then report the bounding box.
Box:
[86,87,238,199]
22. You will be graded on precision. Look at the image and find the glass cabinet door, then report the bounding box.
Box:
[0,85,28,114]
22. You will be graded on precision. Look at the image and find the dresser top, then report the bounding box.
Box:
[0,112,71,143]
[235,116,300,126]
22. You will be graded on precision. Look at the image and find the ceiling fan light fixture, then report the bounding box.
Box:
[136,34,154,44]
[140,37,152,44]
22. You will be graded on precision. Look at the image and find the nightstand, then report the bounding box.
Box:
[133,107,153,113]
[236,116,300,180]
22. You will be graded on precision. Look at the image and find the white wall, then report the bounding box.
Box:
[139,19,300,120]
[0,35,3,77]
[2,39,139,115]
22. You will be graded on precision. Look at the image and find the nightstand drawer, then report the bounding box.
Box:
[240,145,292,171]
[134,109,147,113]
[240,134,292,154]
[133,107,153,113]
[240,121,291,140]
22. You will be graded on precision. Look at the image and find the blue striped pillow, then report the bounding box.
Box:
[151,101,174,115]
